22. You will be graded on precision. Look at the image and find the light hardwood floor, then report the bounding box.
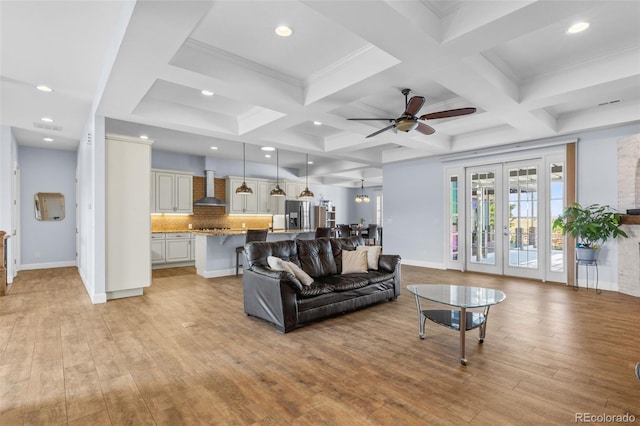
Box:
[1,265,639,425]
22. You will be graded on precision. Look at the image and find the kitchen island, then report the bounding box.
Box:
[193,229,316,278]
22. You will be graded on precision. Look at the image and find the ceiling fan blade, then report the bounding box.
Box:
[405,96,425,116]
[415,122,436,135]
[365,123,396,138]
[419,107,477,120]
[347,118,396,121]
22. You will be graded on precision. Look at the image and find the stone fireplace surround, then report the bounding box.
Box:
[617,133,640,297]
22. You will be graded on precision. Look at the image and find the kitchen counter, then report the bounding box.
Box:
[154,228,318,236]
[194,229,316,278]
[191,228,316,236]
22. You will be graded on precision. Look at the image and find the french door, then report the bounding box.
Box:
[446,151,566,282]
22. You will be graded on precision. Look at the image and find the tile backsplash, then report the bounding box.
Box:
[151,176,272,231]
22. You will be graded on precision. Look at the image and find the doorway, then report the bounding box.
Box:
[446,153,565,282]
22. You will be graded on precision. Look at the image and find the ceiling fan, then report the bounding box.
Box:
[348,88,476,138]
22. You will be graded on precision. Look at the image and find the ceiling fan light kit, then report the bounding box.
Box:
[348,88,476,138]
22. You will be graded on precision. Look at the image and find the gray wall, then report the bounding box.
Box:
[19,146,77,267]
[383,156,444,266]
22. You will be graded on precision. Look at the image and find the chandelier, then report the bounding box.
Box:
[355,179,370,203]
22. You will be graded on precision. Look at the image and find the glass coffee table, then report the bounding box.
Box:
[407,284,506,365]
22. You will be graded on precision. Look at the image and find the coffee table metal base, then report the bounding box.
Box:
[415,304,491,365]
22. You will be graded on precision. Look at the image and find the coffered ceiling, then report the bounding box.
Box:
[2,1,639,187]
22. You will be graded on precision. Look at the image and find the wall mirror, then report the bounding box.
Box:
[34,192,65,221]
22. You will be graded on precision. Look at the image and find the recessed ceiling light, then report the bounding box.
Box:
[41,117,53,123]
[139,135,149,140]
[567,22,589,34]
[275,25,292,37]
[313,121,322,126]
[265,154,272,158]
[201,89,214,96]
[36,85,53,92]
[43,137,54,142]
[261,146,276,151]
[210,146,218,150]
[307,160,314,165]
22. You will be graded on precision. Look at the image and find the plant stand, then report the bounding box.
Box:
[575,258,599,294]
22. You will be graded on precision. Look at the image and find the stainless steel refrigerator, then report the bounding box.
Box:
[285,200,312,230]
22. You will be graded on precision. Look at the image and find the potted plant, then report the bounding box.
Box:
[359,217,366,227]
[552,203,628,261]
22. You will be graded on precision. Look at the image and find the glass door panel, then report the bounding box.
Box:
[466,165,502,274]
[450,176,459,262]
[548,161,565,282]
[504,163,541,279]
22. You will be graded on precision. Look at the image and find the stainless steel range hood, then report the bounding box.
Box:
[194,170,227,206]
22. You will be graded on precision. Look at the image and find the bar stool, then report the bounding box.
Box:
[236,229,268,276]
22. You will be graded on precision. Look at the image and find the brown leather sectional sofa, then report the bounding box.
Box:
[243,236,401,333]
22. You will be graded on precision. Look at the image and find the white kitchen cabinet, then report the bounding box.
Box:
[165,233,192,262]
[285,181,306,200]
[257,181,284,214]
[154,171,193,214]
[190,234,196,261]
[151,233,166,264]
[227,178,258,214]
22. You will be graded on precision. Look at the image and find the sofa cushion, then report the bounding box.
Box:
[267,256,314,286]
[341,250,368,274]
[246,240,299,269]
[330,236,364,273]
[315,273,370,291]
[296,238,337,278]
[356,245,382,270]
[298,281,335,298]
[361,270,396,284]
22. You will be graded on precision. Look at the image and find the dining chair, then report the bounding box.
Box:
[236,229,268,276]
[364,224,378,245]
[315,227,332,238]
[338,224,351,238]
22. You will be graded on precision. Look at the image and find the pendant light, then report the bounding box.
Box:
[355,179,370,203]
[298,153,314,199]
[270,149,286,197]
[235,142,253,195]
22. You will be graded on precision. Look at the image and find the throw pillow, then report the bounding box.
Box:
[267,256,313,286]
[286,261,314,286]
[267,255,291,272]
[341,250,368,274]
[356,245,382,270]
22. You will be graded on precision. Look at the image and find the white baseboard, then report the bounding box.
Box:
[91,292,107,304]
[152,261,195,269]
[19,260,77,271]
[402,259,446,270]
[197,268,237,278]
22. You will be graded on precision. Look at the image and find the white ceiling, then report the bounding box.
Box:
[2,0,639,188]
